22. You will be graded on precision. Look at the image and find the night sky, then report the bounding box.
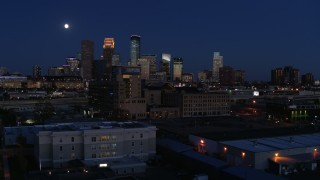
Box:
[1,0,320,81]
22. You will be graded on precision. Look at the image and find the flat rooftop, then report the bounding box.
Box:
[220,133,320,153]
[192,126,320,141]
[4,120,155,135]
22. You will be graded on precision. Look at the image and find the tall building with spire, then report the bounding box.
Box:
[102,37,115,80]
[212,52,223,82]
[81,40,94,81]
[130,35,141,66]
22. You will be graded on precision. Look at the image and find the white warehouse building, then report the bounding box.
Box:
[4,121,157,169]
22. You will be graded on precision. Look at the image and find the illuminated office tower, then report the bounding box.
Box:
[130,35,141,66]
[212,52,223,82]
[81,40,94,80]
[140,54,157,75]
[102,37,115,80]
[137,58,150,80]
[102,38,115,65]
[173,57,183,81]
[161,53,171,81]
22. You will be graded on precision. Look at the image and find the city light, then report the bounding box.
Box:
[242,152,246,158]
[275,153,279,157]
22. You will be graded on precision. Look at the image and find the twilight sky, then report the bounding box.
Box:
[1,0,320,81]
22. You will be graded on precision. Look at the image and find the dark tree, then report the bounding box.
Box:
[0,108,17,126]
[33,100,55,123]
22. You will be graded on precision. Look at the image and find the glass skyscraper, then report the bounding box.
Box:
[130,35,141,66]
[212,52,223,82]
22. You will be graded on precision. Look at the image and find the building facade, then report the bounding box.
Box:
[173,57,183,81]
[212,52,223,82]
[161,53,171,81]
[130,35,141,66]
[4,121,156,169]
[81,40,94,81]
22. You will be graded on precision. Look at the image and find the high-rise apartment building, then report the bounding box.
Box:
[32,65,41,78]
[140,55,157,75]
[271,68,283,85]
[161,53,171,81]
[212,52,223,82]
[81,40,94,81]
[271,66,300,85]
[301,73,314,86]
[130,35,141,66]
[173,57,183,81]
[219,66,235,86]
[235,70,245,85]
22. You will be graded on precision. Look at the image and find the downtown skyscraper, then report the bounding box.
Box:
[173,57,183,81]
[80,40,94,81]
[212,52,223,82]
[130,35,141,66]
[161,53,171,81]
[102,37,115,80]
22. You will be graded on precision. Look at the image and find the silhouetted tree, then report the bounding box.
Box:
[33,100,55,123]
[0,108,17,126]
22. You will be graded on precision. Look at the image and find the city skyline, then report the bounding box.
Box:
[1,0,320,81]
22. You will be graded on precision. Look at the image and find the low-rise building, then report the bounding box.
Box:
[3,121,156,169]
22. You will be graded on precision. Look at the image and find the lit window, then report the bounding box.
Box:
[101,136,107,141]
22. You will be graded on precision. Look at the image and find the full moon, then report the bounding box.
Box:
[64,24,69,29]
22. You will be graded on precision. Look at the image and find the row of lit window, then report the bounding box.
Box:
[91,135,117,142]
